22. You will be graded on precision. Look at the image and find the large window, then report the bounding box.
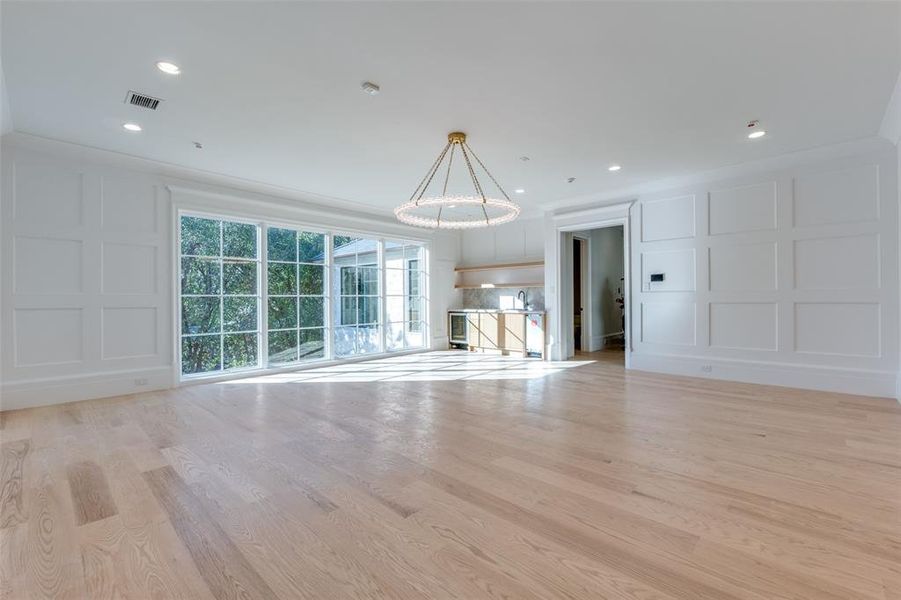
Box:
[179,214,426,378]
[333,236,380,357]
[180,216,260,376]
[385,240,426,350]
[267,227,327,365]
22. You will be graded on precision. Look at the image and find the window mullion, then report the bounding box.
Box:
[219,221,225,370]
[325,233,334,360]
[260,223,268,369]
[379,239,386,354]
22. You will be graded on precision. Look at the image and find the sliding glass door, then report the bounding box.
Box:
[178,213,427,378]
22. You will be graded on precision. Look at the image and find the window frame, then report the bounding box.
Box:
[178,213,263,379]
[175,209,430,382]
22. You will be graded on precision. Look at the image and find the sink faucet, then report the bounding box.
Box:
[517,289,527,309]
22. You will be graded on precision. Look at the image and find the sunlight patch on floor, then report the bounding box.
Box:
[217,350,595,384]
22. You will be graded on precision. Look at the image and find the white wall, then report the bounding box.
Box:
[628,147,898,397]
[0,135,459,409]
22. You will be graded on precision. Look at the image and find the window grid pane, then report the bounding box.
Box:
[266,227,327,367]
[180,216,260,376]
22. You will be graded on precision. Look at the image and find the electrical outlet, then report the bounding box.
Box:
[700,365,713,373]
[134,378,149,386]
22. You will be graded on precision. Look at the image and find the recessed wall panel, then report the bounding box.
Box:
[102,307,157,359]
[14,236,83,294]
[795,303,879,357]
[642,248,695,292]
[708,181,776,235]
[709,242,776,291]
[710,303,777,350]
[641,303,695,346]
[794,234,879,290]
[794,164,879,227]
[14,308,83,366]
[102,242,157,294]
[641,195,695,242]
[13,161,83,227]
[101,177,157,233]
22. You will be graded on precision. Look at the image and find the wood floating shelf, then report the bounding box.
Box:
[454,260,544,273]
[455,282,543,289]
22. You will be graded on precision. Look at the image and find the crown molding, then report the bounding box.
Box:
[1,131,395,218]
[540,135,893,214]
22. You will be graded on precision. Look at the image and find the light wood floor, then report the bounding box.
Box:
[1,350,900,599]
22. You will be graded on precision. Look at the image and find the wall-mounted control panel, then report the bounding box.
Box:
[650,273,665,282]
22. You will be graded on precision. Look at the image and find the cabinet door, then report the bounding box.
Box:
[466,315,480,347]
[503,314,526,354]
[478,312,499,349]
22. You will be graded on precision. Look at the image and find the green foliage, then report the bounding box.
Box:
[182,297,220,334]
[268,228,296,262]
[298,231,325,263]
[223,297,257,332]
[223,260,257,295]
[268,297,297,329]
[299,265,324,295]
[181,216,220,256]
[223,222,257,258]
[268,263,297,295]
[224,333,257,369]
[299,297,324,328]
[181,257,220,295]
[181,335,220,374]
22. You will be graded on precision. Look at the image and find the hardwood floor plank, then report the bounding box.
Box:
[0,439,29,529]
[66,460,118,526]
[142,465,280,600]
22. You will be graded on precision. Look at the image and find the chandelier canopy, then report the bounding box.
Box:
[394,132,520,229]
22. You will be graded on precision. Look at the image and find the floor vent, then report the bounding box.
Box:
[124,90,162,110]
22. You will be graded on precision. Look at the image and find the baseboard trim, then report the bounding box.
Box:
[628,353,896,398]
[1,367,174,411]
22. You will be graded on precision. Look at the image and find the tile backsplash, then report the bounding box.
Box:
[462,286,545,311]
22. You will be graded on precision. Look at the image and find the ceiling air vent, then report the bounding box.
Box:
[124,90,162,110]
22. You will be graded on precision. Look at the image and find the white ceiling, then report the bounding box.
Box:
[2,1,899,215]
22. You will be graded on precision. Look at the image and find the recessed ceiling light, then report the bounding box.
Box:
[608,164,622,172]
[122,122,142,132]
[156,61,181,75]
[748,130,766,139]
[361,81,380,95]
[567,177,576,183]
[515,189,525,194]
[519,156,530,162]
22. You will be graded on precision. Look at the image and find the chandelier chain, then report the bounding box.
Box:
[441,142,456,197]
[409,141,451,204]
[463,142,511,201]
[458,142,486,202]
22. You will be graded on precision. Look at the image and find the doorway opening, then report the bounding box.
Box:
[567,225,626,364]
